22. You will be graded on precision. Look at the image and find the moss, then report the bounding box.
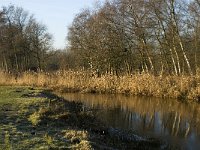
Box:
[28,112,41,126]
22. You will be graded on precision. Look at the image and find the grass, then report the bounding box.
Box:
[0,86,165,149]
[0,70,200,101]
[0,86,59,149]
[0,86,82,149]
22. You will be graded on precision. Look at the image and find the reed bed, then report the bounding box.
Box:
[0,70,200,101]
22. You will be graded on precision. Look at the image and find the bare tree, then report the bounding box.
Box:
[0,5,52,72]
[25,17,52,70]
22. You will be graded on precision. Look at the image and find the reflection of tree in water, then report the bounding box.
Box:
[162,112,186,137]
[59,93,200,139]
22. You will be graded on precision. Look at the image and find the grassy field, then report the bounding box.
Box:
[0,86,164,150]
[0,86,69,149]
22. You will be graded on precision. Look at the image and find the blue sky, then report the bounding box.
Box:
[0,0,105,49]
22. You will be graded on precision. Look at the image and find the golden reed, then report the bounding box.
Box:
[0,70,200,101]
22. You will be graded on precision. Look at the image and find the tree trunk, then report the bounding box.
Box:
[14,53,19,71]
[170,0,192,75]
[178,37,193,75]
[3,53,8,72]
[141,39,154,73]
[172,37,181,75]
[169,48,178,75]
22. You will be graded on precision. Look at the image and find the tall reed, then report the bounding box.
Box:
[0,70,200,101]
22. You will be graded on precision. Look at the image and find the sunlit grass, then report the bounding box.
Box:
[0,86,166,149]
[0,86,93,149]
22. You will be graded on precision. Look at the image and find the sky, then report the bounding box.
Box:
[0,0,105,49]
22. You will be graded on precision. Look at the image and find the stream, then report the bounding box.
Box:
[57,93,200,150]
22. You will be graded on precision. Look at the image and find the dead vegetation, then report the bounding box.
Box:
[0,70,200,101]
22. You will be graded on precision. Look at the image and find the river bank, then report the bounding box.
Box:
[0,86,166,149]
[0,71,200,102]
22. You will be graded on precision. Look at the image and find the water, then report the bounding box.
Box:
[57,92,200,149]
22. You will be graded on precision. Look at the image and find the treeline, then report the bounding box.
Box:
[0,5,54,72]
[1,1,200,76]
[68,0,200,75]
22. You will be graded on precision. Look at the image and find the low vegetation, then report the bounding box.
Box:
[0,71,200,101]
[0,86,165,149]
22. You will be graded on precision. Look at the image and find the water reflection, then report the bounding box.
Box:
[57,93,200,149]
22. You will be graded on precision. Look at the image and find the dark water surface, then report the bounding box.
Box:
[57,93,200,150]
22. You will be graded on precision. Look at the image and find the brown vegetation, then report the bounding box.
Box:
[0,70,200,101]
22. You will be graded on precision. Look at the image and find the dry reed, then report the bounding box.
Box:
[0,70,200,101]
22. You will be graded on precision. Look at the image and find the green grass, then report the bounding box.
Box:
[0,86,99,149]
[0,86,164,150]
[0,86,68,150]
[0,86,28,103]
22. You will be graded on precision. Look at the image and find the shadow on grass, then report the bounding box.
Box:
[0,88,169,149]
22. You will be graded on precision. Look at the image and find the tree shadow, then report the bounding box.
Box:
[0,89,168,149]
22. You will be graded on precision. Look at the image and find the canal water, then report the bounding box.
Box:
[57,93,200,150]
